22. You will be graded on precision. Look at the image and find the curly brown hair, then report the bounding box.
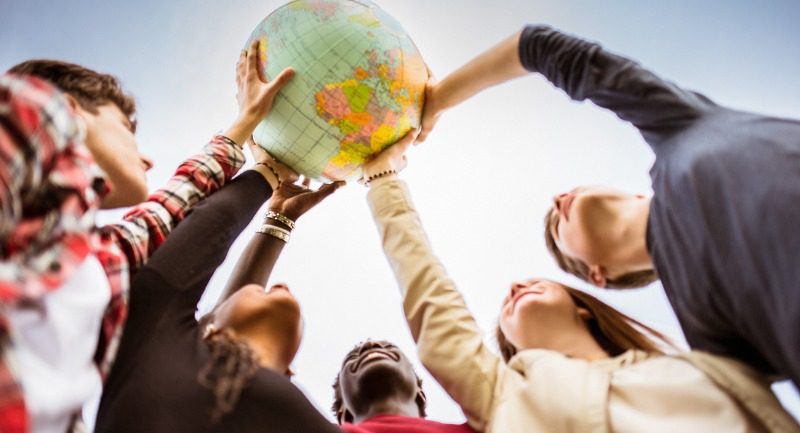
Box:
[8,59,137,132]
[496,282,674,362]
[543,206,658,288]
[331,341,427,424]
[197,313,260,424]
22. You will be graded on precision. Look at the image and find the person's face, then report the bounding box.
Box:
[214,283,303,368]
[499,279,590,351]
[77,102,153,208]
[338,341,421,421]
[549,186,643,265]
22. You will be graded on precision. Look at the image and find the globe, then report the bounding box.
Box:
[245,0,428,181]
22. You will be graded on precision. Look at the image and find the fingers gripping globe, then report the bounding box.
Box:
[245,0,428,181]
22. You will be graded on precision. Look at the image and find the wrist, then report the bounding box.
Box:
[430,81,455,112]
[236,110,261,129]
[252,163,280,190]
[363,162,395,180]
[225,116,260,146]
[367,172,398,188]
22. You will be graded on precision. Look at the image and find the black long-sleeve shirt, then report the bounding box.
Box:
[519,25,800,385]
[94,171,343,433]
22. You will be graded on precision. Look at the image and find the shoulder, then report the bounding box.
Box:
[1,73,82,150]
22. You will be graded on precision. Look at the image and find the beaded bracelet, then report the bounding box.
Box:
[364,169,397,186]
[265,210,295,230]
[255,162,282,189]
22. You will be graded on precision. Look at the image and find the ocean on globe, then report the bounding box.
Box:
[246,0,428,181]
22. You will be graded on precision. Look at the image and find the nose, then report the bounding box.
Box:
[140,154,154,171]
[358,340,386,355]
[553,193,568,212]
[509,281,528,298]
[267,283,290,293]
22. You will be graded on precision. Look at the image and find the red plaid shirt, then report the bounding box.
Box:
[0,74,246,432]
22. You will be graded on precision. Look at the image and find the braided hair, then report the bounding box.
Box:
[197,313,260,423]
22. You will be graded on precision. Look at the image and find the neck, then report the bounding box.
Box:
[608,197,653,275]
[353,397,420,424]
[527,326,609,361]
[239,333,289,374]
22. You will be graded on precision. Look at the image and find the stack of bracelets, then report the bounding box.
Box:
[257,210,295,242]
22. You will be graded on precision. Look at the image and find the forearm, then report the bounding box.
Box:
[367,179,500,428]
[519,25,709,133]
[221,115,260,148]
[218,220,286,302]
[143,170,272,292]
[435,31,528,111]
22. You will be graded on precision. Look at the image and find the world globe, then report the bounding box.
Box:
[246,0,428,181]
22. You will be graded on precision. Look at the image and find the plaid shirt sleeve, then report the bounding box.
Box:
[0,74,105,305]
[103,136,246,274]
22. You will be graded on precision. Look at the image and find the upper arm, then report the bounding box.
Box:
[519,25,714,139]
[142,171,271,303]
[368,180,504,429]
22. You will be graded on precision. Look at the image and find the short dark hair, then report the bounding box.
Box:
[543,206,658,288]
[496,282,675,362]
[8,59,137,131]
[331,341,427,424]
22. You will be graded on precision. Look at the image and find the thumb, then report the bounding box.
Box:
[393,129,418,154]
[314,180,345,200]
[267,67,295,94]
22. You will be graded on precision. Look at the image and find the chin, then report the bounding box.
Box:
[353,362,415,405]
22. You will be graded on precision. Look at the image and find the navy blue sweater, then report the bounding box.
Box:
[519,25,800,385]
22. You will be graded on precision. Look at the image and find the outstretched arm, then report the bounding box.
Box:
[418,32,527,142]
[363,135,507,432]
[216,177,344,304]
[422,26,713,144]
[105,40,296,275]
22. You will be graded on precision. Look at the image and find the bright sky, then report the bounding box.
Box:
[3,0,799,427]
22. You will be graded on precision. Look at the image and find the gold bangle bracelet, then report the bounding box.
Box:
[257,224,290,242]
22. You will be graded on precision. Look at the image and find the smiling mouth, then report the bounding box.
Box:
[511,290,543,312]
[352,349,399,372]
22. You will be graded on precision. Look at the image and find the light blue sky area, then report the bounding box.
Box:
[3,0,799,426]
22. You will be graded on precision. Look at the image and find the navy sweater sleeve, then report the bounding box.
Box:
[518,25,715,143]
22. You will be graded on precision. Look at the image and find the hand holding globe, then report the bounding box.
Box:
[245,0,429,181]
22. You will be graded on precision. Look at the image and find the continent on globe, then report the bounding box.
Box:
[246,0,428,180]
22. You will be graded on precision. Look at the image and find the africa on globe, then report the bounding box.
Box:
[245,0,428,181]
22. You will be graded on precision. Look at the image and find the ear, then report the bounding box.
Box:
[414,387,427,417]
[588,264,607,288]
[337,408,353,425]
[577,307,594,321]
[62,93,81,113]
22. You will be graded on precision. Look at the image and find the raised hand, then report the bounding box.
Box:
[362,129,419,184]
[417,68,440,143]
[268,177,345,221]
[247,136,299,186]
[224,40,295,146]
[237,40,295,128]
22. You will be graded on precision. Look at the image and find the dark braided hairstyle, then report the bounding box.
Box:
[197,313,260,423]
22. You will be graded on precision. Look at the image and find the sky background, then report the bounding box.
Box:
[3,0,799,427]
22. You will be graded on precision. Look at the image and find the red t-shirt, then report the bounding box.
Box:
[341,414,475,433]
